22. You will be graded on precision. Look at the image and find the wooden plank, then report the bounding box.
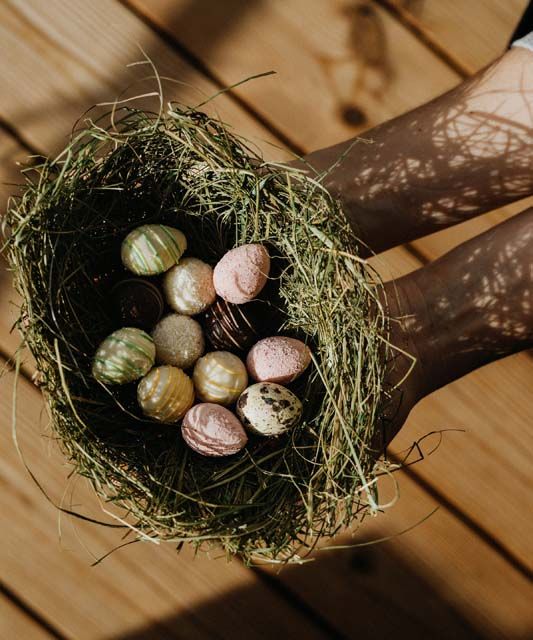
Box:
[0,366,329,640]
[387,0,529,75]
[264,471,533,640]
[0,595,56,640]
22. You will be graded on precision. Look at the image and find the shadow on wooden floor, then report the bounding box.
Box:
[110,542,529,640]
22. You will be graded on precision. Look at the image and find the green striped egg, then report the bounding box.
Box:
[121,224,187,276]
[92,328,156,385]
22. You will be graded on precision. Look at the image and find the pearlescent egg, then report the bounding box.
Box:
[152,314,205,369]
[121,224,187,276]
[193,351,248,405]
[247,336,312,384]
[163,257,216,315]
[92,327,155,385]
[137,365,194,422]
[236,383,302,436]
[213,244,270,304]
[182,403,248,457]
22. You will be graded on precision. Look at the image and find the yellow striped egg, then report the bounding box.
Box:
[193,351,248,405]
[137,365,195,422]
[92,327,155,385]
[121,224,187,276]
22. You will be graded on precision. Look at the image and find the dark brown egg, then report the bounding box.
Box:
[203,298,273,352]
[110,278,165,330]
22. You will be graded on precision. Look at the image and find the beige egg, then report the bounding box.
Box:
[92,327,155,385]
[137,365,194,422]
[193,351,248,405]
[236,383,302,436]
[163,257,216,315]
[152,314,204,369]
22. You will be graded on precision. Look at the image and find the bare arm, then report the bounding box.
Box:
[293,47,533,256]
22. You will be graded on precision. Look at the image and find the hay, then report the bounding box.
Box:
[4,76,398,565]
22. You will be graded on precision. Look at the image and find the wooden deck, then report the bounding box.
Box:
[1,1,532,638]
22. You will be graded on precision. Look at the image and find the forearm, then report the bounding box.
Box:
[386,206,533,400]
[295,47,533,255]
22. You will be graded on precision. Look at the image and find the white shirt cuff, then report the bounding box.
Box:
[512,31,533,52]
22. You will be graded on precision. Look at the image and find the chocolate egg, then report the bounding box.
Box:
[203,298,264,352]
[92,327,155,385]
[247,336,312,384]
[163,257,216,315]
[121,224,187,276]
[111,278,164,330]
[213,244,270,304]
[193,351,248,405]
[182,403,248,456]
[236,383,302,436]
[152,314,204,369]
[137,365,194,422]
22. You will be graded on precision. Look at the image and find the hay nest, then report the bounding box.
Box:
[5,82,396,564]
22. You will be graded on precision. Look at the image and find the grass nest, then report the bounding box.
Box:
[5,81,396,565]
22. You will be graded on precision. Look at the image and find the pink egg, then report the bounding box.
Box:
[246,336,312,384]
[213,244,270,304]
[181,403,248,457]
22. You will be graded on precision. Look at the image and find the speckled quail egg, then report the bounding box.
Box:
[236,382,302,436]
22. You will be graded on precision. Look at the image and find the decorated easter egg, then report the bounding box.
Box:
[182,403,248,457]
[163,257,216,315]
[110,278,164,330]
[92,327,155,385]
[236,383,302,436]
[137,365,194,422]
[203,298,264,352]
[152,314,205,369]
[193,351,248,405]
[213,244,270,304]
[247,337,312,384]
[121,224,187,276]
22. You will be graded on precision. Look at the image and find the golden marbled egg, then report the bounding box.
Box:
[137,365,194,422]
[121,224,187,276]
[193,351,248,405]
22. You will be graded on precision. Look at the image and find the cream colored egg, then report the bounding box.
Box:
[152,314,205,369]
[121,224,187,276]
[193,351,248,405]
[163,257,216,315]
[236,383,302,436]
[92,327,155,385]
[137,365,194,422]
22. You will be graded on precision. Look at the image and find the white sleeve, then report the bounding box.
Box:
[512,31,533,52]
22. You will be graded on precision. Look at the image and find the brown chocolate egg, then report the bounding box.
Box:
[110,278,164,330]
[203,298,262,352]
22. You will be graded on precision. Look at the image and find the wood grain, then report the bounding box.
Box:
[386,0,529,75]
[0,594,56,640]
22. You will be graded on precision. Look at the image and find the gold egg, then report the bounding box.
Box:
[137,366,194,422]
[193,351,248,405]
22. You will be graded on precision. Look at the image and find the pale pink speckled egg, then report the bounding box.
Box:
[213,244,270,304]
[246,336,311,384]
[181,403,248,457]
